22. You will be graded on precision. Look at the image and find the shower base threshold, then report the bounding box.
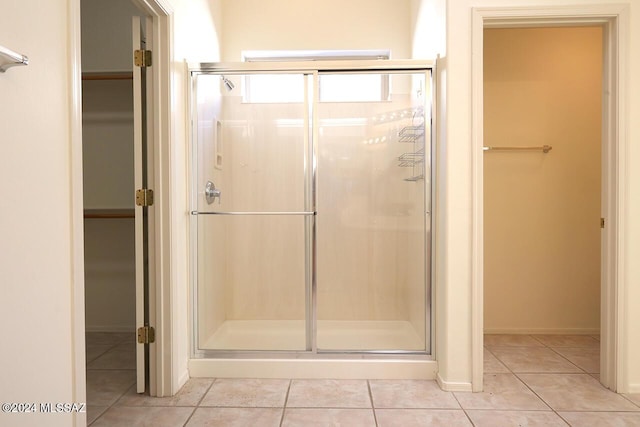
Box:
[200,319,425,351]
[190,320,436,380]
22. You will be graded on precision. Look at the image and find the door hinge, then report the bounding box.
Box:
[137,326,155,344]
[136,189,154,207]
[601,217,605,229]
[134,49,152,67]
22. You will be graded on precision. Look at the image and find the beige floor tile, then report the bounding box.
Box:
[87,406,108,425]
[287,379,371,408]
[488,346,582,373]
[199,379,289,408]
[532,334,599,348]
[466,410,567,426]
[87,343,136,370]
[376,409,472,427]
[559,411,640,426]
[484,335,544,347]
[86,370,136,406]
[369,380,459,409]
[91,406,194,427]
[282,408,375,427]
[86,332,133,346]
[186,407,282,427]
[117,379,213,407]
[453,374,548,411]
[518,373,640,411]
[86,344,113,364]
[553,346,600,373]
[623,393,640,407]
[484,348,510,373]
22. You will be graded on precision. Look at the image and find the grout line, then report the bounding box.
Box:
[367,380,379,427]
[546,346,590,373]
[181,408,197,427]
[620,394,640,409]
[451,389,478,426]
[195,378,216,407]
[279,379,292,427]
[483,344,565,420]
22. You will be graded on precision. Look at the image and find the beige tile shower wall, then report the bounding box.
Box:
[222,97,307,321]
[212,90,427,323]
[315,92,423,322]
[483,27,602,333]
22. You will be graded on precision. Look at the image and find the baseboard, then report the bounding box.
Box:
[436,373,472,392]
[483,328,600,335]
[626,383,640,394]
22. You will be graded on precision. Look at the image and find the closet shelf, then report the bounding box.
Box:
[84,208,135,219]
[82,72,133,81]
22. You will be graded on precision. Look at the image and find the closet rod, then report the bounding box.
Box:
[483,145,552,153]
[0,45,29,73]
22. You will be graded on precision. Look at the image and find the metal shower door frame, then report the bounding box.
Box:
[188,59,436,360]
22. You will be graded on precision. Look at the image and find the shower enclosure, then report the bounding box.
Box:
[190,61,434,360]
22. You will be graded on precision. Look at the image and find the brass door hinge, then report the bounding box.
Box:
[134,49,152,67]
[137,326,155,344]
[136,189,154,207]
[601,217,605,229]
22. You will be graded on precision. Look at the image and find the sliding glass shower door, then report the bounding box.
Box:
[190,64,432,356]
[316,72,430,351]
[191,72,313,351]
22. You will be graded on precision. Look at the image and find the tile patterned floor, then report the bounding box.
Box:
[86,333,640,426]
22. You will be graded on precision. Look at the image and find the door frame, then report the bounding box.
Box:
[471,4,630,392]
[69,0,175,398]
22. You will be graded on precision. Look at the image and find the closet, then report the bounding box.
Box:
[82,0,141,332]
[483,26,602,334]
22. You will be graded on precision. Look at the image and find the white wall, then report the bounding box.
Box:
[220,0,412,61]
[168,0,223,392]
[0,1,85,426]
[416,0,640,392]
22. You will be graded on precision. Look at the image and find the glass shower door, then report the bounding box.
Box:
[192,72,313,352]
[315,71,431,352]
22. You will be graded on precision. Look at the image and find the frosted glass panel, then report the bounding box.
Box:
[193,72,310,352]
[316,72,429,351]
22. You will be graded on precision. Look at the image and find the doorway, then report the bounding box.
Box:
[483,26,602,336]
[472,6,628,393]
[81,0,156,396]
[483,24,602,381]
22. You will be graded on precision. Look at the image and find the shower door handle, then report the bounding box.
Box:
[205,181,221,204]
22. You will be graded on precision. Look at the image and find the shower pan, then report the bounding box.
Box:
[189,60,435,377]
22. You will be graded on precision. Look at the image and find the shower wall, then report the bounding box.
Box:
[194,72,429,350]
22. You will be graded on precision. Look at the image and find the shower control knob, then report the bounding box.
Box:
[205,181,221,204]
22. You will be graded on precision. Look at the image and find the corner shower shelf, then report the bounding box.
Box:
[398,111,426,181]
[398,126,425,143]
